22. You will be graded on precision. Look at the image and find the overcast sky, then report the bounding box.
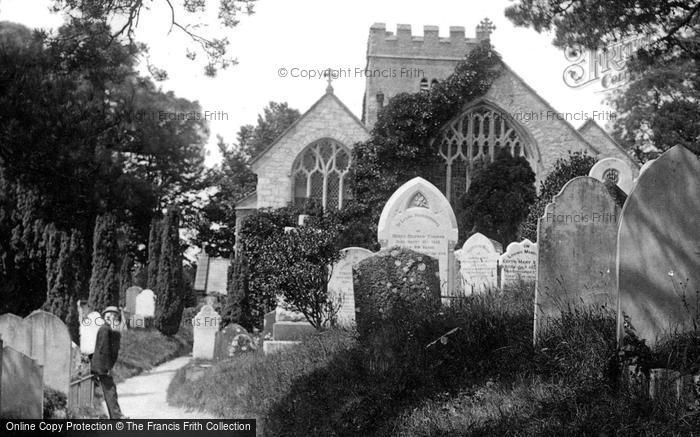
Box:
[1,0,620,166]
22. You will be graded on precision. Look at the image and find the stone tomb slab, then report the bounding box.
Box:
[589,157,635,194]
[328,247,374,325]
[535,176,625,339]
[79,311,102,354]
[192,305,220,360]
[500,239,538,287]
[377,177,459,299]
[1,346,43,419]
[457,233,501,294]
[618,146,700,346]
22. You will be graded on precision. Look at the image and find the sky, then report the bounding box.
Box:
[1,0,622,167]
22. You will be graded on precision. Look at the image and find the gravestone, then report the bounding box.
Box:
[262,310,276,340]
[328,247,374,325]
[618,145,700,346]
[535,176,625,339]
[25,310,71,395]
[377,177,459,299]
[214,324,254,360]
[457,233,501,294]
[0,313,31,356]
[499,239,538,287]
[125,286,142,315]
[80,311,102,354]
[135,289,155,317]
[194,252,230,294]
[192,305,220,360]
[1,346,43,418]
[589,157,634,194]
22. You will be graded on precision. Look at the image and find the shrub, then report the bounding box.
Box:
[43,388,67,419]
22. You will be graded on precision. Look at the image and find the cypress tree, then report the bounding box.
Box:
[221,257,246,327]
[154,207,185,335]
[147,217,162,290]
[88,213,120,311]
[119,252,134,307]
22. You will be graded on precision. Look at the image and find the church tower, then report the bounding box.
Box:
[363,20,495,127]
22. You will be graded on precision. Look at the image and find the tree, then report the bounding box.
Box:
[505,0,700,157]
[194,102,300,257]
[88,214,121,311]
[154,207,185,336]
[221,256,247,327]
[459,150,536,246]
[268,226,342,329]
[52,0,256,76]
[147,218,163,290]
[519,152,596,241]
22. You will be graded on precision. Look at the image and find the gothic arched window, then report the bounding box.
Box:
[292,138,351,210]
[435,103,533,204]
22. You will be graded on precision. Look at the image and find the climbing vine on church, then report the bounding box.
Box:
[350,42,504,230]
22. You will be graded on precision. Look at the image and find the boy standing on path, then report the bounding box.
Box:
[91,306,124,419]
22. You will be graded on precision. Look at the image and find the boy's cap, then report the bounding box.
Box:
[102,306,120,316]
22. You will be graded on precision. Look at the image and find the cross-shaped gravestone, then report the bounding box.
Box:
[476,18,496,39]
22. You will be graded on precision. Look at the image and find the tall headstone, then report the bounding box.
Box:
[79,311,102,354]
[192,305,220,360]
[25,310,71,395]
[125,286,142,315]
[1,346,43,419]
[588,157,635,194]
[535,176,625,339]
[499,239,538,287]
[618,146,700,346]
[0,313,31,356]
[328,247,374,325]
[377,177,459,299]
[134,289,156,317]
[457,233,501,294]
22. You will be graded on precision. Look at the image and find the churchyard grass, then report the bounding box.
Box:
[168,284,700,435]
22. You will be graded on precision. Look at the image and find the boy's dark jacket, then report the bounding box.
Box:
[91,325,121,375]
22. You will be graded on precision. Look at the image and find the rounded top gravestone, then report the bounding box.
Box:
[535,176,624,341]
[327,247,374,326]
[192,305,221,360]
[377,177,459,299]
[125,286,143,315]
[24,310,71,395]
[588,157,635,194]
[499,239,538,287]
[457,233,502,294]
[617,145,700,346]
[134,289,156,317]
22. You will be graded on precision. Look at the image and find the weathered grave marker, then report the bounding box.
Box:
[500,239,538,287]
[618,146,700,346]
[457,233,501,293]
[377,177,459,299]
[214,324,253,360]
[0,313,31,356]
[589,157,634,194]
[192,305,220,360]
[535,176,624,340]
[25,310,71,395]
[328,247,374,325]
[125,286,142,315]
[1,346,43,419]
[80,311,102,354]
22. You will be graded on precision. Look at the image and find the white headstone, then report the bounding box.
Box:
[499,239,538,287]
[328,247,374,325]
[457,233,501,294]
[192,305,221,360]
[79,311,102,354]
[134,289,155,317]
[588,157,634,194]
[377,177,459,299]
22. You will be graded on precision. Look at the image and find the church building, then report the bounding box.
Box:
[235,20,638,229]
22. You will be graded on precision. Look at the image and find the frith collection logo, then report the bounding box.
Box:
[562,35,652,90]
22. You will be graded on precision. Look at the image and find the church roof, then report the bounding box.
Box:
[578,119,639,168]
[248,90,367,168]
[234,191,257,211]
